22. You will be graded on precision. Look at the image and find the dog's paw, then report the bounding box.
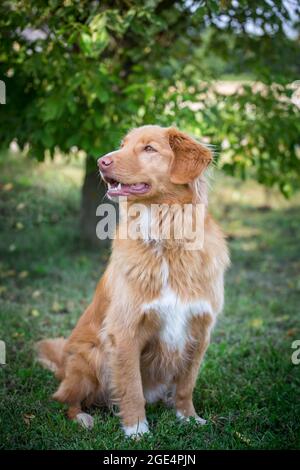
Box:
[122,419,149,439]
[74,412,94,430]
[194,414,207,425]
[176,410,206,425]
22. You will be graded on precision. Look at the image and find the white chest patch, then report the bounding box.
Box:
[143,258,213,352]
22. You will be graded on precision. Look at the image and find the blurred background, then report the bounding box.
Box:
[0,0,300,450]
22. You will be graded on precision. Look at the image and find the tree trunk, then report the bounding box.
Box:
[80,155,108,248]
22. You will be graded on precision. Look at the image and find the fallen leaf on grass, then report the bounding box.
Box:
[15,222,24,230]
[31,309,40,317]
[3,183,14,191]
[51,301,65,313]
[23,413,35,426]
[234,431,251,445]
[32,290,41,298]
[286,328,299,337]
[19,271,29,279]
[0,286,7,295]
[274,315,290,323]
[17,202,26,211]
[1,269,16,278]
[12,332,24,338]
[249,318,263,329]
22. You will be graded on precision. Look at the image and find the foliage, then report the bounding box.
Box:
[194,84,300,197]
[0,0,300,195]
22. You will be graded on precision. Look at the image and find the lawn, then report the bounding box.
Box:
[0,150,299,450]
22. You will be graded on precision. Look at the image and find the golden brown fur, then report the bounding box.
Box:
[37,125,230,436]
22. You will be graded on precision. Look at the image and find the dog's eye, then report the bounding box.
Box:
[144,145,156,152]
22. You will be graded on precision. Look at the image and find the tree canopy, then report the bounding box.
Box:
[1,0,300,196]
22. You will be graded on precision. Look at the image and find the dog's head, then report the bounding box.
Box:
[98,125,212,203]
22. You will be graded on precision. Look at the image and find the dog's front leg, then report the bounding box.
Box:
[175,313,214,424]
[110,336,148,438]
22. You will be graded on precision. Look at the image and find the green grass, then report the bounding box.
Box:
[0,151,300,450]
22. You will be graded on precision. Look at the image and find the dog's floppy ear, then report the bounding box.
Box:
[168,127,212,184]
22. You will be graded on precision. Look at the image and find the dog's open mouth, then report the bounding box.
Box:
[104,177,151,197]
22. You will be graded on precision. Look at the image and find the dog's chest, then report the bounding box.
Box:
[143,258,212,352]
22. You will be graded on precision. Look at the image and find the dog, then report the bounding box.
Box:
[37,125,230,437]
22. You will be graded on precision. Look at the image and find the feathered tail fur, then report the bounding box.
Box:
[36,337,66,379]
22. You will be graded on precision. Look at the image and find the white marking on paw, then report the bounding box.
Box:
[176,410,206,425]
[123,419,149,438]
[194,415,207,425]
[75,412,94,430]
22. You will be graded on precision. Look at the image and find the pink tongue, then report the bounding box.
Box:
[108,182,149,196]
[129,183,146,190]
[118,183,147,192]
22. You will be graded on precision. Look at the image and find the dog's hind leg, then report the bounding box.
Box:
[68,404,94,430]
[53,371,96,430]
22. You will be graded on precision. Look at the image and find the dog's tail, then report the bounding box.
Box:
[36,337,66,378]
